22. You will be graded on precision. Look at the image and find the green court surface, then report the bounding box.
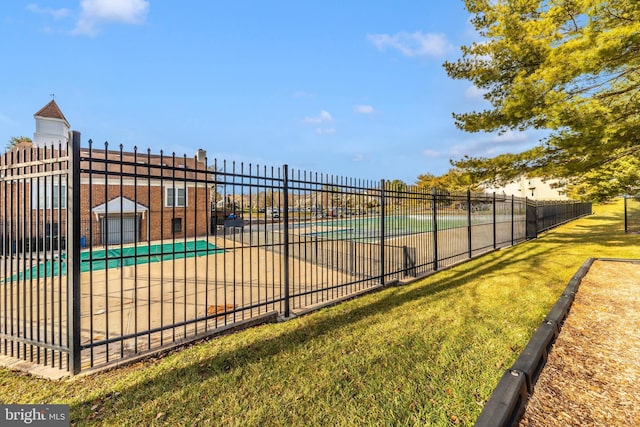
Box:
[3,240,223,282]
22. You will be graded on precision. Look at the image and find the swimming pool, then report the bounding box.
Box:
[3,240,223,282]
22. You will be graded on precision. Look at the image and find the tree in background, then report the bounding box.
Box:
[384,179,408,209]
[566,157,640,202]
[385,179,406,191]
[416,168,481,193]
[444,0,640,200]
[6,136,32,151]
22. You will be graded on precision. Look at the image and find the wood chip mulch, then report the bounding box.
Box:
[519,260,640,427]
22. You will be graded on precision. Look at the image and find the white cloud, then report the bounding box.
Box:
[72,0,149,36]
[422,149,440,158]
[351,154,365,162]
[465,85,487,99]
[26,4,71,19]
[493,131,529,144]
[449,131,531,157]
[354,105,375,115]
[367,31,452,57]
[304,110,333,124]
[315,128,336,135]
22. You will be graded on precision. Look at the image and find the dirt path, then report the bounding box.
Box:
[519,260,640,426]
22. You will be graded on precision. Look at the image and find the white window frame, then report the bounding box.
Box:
[31,181,67,210]
[165,186,187,208]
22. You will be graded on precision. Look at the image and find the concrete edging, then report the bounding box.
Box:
[474,257,596,427]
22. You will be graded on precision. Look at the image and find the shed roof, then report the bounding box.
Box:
[92,196,148,215]
[34,100,70,127]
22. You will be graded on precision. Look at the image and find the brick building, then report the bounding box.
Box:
[79,145,210,246]
[0,100,211,251]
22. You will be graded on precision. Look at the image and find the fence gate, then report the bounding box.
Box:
[0,132,81,373]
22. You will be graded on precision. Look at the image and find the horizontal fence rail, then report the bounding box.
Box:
[0,133,593,374]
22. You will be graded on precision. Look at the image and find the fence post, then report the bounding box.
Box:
[282,165,290,318]
[432,188,438,271]
[492,192,497,249]
[467,189,472,258]
[350,240,355,274]
[67,131,81,375]
[380,179,385,286]
[402,245,408,277]
[511,195,514,246]
[525,198,537,239]
[624,196,628,233]
[525,196,529,238]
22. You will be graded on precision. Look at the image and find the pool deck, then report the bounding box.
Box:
[1,234,362,375]
[1,222,517,377]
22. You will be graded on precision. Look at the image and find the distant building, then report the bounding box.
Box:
[2,100,210,248]
[33,100,70,147]
[484,176,569,200]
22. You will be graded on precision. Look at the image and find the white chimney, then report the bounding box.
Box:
[196,149,207,164]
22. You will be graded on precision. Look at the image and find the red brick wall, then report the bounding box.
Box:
[80,182,210,244]
[1,143,212,248]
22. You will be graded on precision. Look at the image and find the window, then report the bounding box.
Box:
[32,182,66,209]
[165,187,187,207]
[172,218,182,233]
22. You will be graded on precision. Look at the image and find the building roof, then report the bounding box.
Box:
[34,100,70,127]
[92,197,148,215]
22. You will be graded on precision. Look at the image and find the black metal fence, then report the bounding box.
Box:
[624,195,640,233]
[527,199,594,236]
[0,140,72,372]
[0,133,592,374]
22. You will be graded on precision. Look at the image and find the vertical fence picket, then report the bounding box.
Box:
[432,188,438,271]
[467,189,472,259]
[282,165,290,318]
[68,131,81,375]
[380,179,386,285]
[492,192,497,250]
[624,196,628,233]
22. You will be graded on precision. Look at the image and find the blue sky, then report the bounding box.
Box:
[1,1,541,184]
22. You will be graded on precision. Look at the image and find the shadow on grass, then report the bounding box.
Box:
[69,209,638,422]
[538,211,638,248]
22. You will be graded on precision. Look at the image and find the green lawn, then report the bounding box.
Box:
[0,200,637,426]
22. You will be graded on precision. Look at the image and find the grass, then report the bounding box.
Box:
[0,200,638,426]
